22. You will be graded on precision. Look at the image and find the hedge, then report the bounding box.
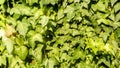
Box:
[0,0,120,68]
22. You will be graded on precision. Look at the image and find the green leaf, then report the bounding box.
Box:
[72,29,80,36]
[110,0,117,7]
[114,3,120,13]
[96,12,109,19]
[48,57,59,68]
[97,18,111,25]
[2,36,14,54]
[29,33,43,48]
[97,58,110,67]
[64,5,75,21]
[108,13,115,21]
[33,44,43,63]
[16,21,29,36]
[57,7,64,20]
[73,49,86,60]
[40,0,58,6]
[84,0,90,4]
[115,12,120,22]
[81,9,90,16]
[68,0,74,3]
[0,55,6,65]
[14,46,28,60]
[15,36,25,46]
[99,32,109,42]
[39,16,49,27]
[10,4,32,15]
[0,28,5,37]
[115,27,120,37]
[6,17,17,26]
[34,9,44,19]
[26,0,38,5]
[0,0,5,4]
[112,22,120,29]
[0,45,5,53]
[92,1,106,12]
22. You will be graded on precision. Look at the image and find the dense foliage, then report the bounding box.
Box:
[0,0,120,68]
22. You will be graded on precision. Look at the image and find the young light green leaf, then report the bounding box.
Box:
[57,8,64,20]
[0,0,5,4]
[34,9,44,19]
[10,4,32,15]
[99,32,109,42]
[64,5,75,21]
[29,33,43,48]
[97,18,111,25]
[0,55,6,65]
[97,58,110,67]
[26,0,38,5]
[110,0,117,7]
[114,3,120,13]
[33,44,43,63]
[115,12,120,22]
[39,16,49,27]
[48,57,59,68]
[17,21,29,36]
[2,36,14,54]
[0,28,5,37]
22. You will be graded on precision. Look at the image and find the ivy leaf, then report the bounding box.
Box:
[73,49,86,60]
[29,33,43,48]
[34,9,44,19]
[40,0,58,6]
[17,21,29,36]
[0,0,5,4]
[64,5,75,21]
[39,16,49,27]
[15,36,25,46]
[0,55,6,66]
[114,3,120,13]
[110,0,117,7]
[97,18,111,25]
[47,57,59,68]
[6,17,17,26]
[2,36,14,54]
[0,28,5,37]
[5,24,16,37]
[97,58,110,67]
[26,0,38,5]
[57,8,64,20]
[10,4,32,15]
[14,46,28,60]
[115,12,120,22]
[115,27,120,37]
[33,44,43,63]
[112,22,120,29]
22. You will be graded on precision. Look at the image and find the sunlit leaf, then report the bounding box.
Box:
[0,55,6,65]
[29,33,43,48]
[114,3,120,13]
[16,21,29,36]
[2,36,14,54]
[110,0,117,7]
[39,16,49,27]
[0,0,5,4]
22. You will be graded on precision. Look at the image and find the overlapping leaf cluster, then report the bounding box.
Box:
[0,0,120,68]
